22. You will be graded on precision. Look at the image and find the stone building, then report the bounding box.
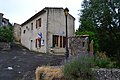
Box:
[69,35,89,56]
[0,13,11,27]
[13,23,21,42]
[21,7,75,53]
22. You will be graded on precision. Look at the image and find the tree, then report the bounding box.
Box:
[0,26,13,42]
[79,0,95,32]
[77,0,120,66]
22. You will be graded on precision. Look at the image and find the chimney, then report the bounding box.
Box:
[0,13,4,26]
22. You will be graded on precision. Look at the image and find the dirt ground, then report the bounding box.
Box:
[0,43,65,80]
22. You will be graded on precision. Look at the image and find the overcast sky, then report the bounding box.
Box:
[0,0,83,30]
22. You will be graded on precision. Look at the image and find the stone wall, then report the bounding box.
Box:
[0,13,3,26]
[69,35,89,56]
[93,68,120,80]
[0,42,10,50]
[35,66,120,80]
[13,23,21,42]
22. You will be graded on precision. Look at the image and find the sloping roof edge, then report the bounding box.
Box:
[21,7,75,26]
[45,7,75,20]
[21,8,46,26]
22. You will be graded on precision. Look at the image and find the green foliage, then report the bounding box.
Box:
[78,0,120,66]
[63,54,117,80]
[95,52,116,68]
[63,56,95,80]
[0,26,13,42]
[75,31,94,41]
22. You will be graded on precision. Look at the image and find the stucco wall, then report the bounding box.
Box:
[21,8,75,53]
[47,8,75,53]
[21,12,47,53]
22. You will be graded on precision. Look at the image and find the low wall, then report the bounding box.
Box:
[93,68,120,80]
[35,66,120,80]
[0,42,11,50]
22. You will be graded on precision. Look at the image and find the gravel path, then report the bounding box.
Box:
[0,43,65,80]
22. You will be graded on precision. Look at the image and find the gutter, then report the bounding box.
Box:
[46,9,49,53]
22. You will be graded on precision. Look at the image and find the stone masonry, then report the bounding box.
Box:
[0,42,10,50]
[93,68,120,80]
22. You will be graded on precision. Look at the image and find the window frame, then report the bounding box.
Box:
[36,18,41,28]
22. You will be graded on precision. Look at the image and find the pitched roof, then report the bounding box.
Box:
[21,8,46,26]
[45,7,75,20]
[21,7,75,26]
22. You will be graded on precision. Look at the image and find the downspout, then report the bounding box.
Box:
[46,9,49,53]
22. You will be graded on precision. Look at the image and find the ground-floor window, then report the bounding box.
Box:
[53,35,66,48]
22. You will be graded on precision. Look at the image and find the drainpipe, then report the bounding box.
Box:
[46,9,49,53]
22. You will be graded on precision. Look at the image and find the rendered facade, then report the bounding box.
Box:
[21,7,75,53]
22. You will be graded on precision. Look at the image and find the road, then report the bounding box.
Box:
[0,43,65,80]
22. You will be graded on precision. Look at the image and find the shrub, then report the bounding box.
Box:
[63,55,95,80]
[0,26,13,42]
[95,52,115,68]
[63,53,117,80]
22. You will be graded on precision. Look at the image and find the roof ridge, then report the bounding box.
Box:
[45,7,63,9]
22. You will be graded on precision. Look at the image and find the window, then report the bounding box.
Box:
[36,20,38,28]
[36,18,41,28]
[23,30,26,34]
[53,35,66,48]
[26,26,28,29]
[31,23,33,30]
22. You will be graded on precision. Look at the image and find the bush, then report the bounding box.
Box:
[63,55,95,80]
[95,52,116,68]
[0,26,13,42]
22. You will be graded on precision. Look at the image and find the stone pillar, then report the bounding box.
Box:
[90,40,94,56]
